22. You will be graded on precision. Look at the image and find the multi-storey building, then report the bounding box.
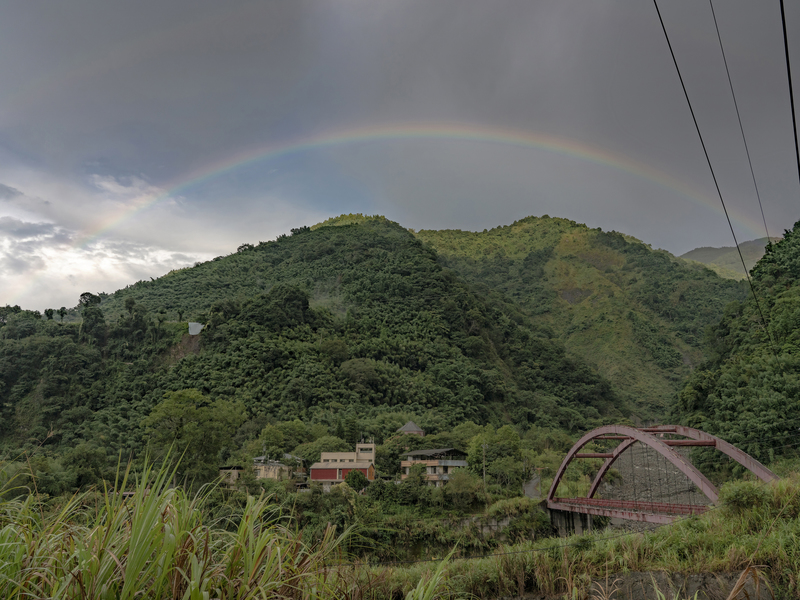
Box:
[400,448,468,487]
[309,442,376,490]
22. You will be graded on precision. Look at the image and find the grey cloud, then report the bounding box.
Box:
[0,183,22,200]
[0,252,46,275]
[0,217,59,239]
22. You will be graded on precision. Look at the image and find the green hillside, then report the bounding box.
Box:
[415,216,747,417]
[680,237,779,279]
[0,217,621,473]
[675,221,800,464]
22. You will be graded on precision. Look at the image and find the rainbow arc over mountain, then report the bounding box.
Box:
[76,122,766,247]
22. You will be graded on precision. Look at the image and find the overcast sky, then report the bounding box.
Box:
[1,0,799,311]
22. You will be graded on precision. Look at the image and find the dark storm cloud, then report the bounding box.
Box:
[3,0,795,184]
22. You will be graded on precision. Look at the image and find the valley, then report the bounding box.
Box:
[1,214,799,598]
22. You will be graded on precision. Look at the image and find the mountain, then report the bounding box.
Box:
[0,216,622,465]
[0,213,752,475]
[675,220,800,463]
[680,237,780,280]
[415,216,747,417]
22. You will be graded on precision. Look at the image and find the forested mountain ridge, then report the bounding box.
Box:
[415,216,747,416]
[675,220,800,463]
[0,217,622,473]
[680,237,780,280]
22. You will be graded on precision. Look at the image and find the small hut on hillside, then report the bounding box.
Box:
[396,420,425,437]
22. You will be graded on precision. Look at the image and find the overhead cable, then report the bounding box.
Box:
[652,0,779,358]
[780,0,800,197]
[708,0,771,241]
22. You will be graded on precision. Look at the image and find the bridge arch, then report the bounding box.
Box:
[585,425,777,499]
[547,425,720,505]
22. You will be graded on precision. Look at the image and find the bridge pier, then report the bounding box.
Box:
[549,507,592,537]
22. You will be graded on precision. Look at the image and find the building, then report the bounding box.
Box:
[400,448,468,487]
[219,454,307,489]
[309,442,376,490]
[252,455,305,481]
[219,466,244,489]
[319,442,376,464]
[396,420,425,436]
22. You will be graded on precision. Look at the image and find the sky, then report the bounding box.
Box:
[1,0,799,311]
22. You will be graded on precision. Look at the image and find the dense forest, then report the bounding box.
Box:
[0,216,621,495]
[675,220,800,465]
[416,216,747,416]
[0,213,772,502]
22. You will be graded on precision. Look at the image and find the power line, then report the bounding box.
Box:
[708,0,771,241]
[780,0,800,197]
[652,0,779,359]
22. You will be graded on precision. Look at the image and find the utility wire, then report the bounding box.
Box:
[780,0,800,197]
[652,0,779,358]
[708,0,771,241]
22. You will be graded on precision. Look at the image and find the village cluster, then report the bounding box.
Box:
[219,421,469,491]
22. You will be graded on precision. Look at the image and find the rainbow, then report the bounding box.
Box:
[74,122,768,248]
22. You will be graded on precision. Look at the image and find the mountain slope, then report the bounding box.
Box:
[0,217,622,462]
[675,221,800,463]
[680,237,779,280]
[415,216,747,417]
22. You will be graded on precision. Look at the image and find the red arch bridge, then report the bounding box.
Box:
[545,425,777,534]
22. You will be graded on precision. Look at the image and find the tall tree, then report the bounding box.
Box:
[142,389,246,484]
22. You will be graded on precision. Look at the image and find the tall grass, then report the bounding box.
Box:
[351,475,800,599]
[0,460,350,600]
[2,463,799,599]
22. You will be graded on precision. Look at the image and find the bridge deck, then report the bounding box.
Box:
[548,497,710,524]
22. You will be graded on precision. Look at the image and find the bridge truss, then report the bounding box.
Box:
[546,425,777,524]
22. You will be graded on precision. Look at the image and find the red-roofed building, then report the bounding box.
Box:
[309,442,376,491]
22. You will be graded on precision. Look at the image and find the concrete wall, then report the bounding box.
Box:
[549,508,593,537]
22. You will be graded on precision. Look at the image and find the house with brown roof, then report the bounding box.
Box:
[396,420,425,436]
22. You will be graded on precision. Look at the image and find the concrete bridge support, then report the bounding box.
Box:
[549,507,592,537]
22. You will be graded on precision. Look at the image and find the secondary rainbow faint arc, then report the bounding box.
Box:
[74,122,765,248]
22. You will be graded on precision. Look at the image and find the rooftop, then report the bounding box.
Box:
[404,448,467,459]
[397,420,424,433]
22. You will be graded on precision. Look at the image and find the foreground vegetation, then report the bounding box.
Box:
[367,474,800,598]
[2,457,799,599]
